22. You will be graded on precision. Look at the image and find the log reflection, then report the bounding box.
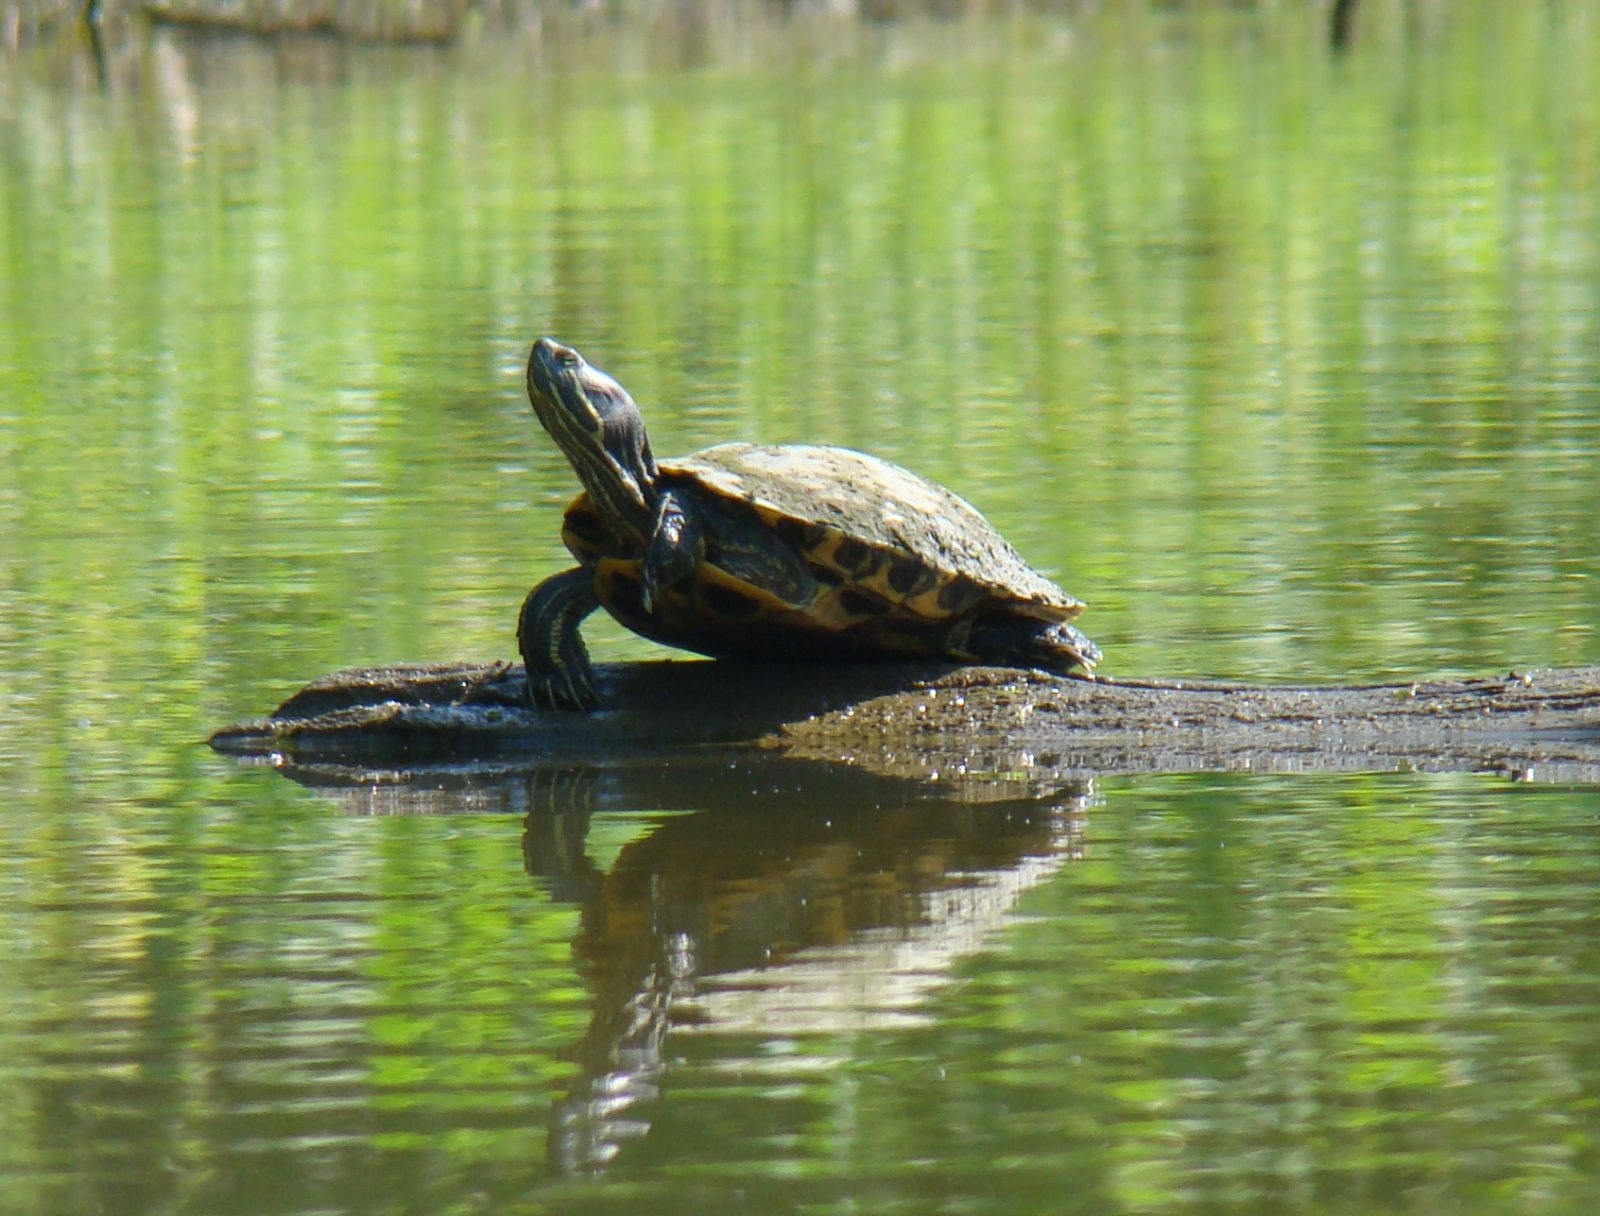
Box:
[527,778,1092,1176]
[271,749,1095,1175]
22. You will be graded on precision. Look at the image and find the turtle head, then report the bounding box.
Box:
[527,338,660,536]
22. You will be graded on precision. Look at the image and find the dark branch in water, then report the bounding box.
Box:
[81,0,108,87]
[1330,0,1360,50]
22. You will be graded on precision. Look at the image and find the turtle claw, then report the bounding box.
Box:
[518,567,604,712]
[526,668,600,713]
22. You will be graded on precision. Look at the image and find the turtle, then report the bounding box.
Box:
[517,337,1101,710]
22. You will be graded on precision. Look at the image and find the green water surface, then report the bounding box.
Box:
[2,4,1599,1213]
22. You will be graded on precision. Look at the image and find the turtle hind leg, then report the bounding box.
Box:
[518,566,604,711]
[962,614,1102,678]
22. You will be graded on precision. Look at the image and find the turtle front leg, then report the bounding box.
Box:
[641,488,705,612]
[518,566,604,710]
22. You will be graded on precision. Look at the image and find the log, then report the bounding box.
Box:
[209,660,1600,792]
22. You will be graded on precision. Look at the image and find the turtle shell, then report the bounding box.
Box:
[558,441,1090,664]
[664,443,1084,622]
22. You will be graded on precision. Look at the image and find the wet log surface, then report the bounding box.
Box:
[209,659,1600,790]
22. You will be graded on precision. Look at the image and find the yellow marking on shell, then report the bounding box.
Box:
[841,592,894,625]
[669,443,1088,614]
[593,551,797,634]
[561,492,618,563]
[576,451,1088,652]
[801,530,932,612]
[802,532,847,577]
[905,581,959,617]
[802,589,865,630]
[593,554,644,584]
[729,486,1050,624]
[590,558,649,629]
[850,556,908,604]
[692,560,794,616]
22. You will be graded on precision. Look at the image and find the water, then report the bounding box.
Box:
[2,4,1600,1213]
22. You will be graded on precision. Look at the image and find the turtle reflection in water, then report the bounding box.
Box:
[518,338,1101,711]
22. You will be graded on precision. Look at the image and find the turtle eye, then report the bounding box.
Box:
[555,346,581,369]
